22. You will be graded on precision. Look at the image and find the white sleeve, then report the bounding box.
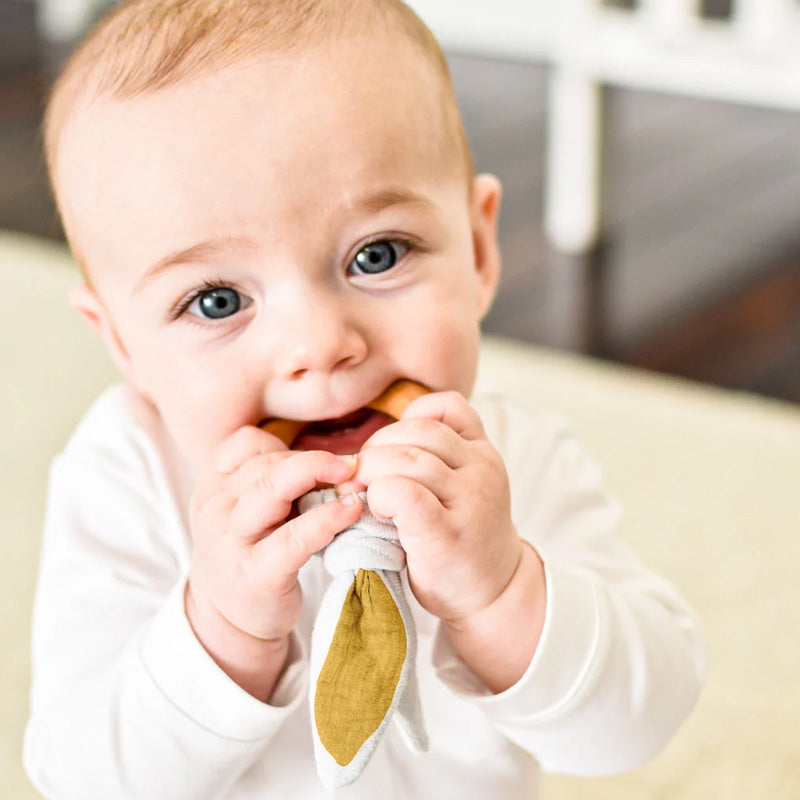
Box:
[433,397,706,776]
[23,447,306,800]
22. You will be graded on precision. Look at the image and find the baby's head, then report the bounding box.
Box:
[46,0,502,467]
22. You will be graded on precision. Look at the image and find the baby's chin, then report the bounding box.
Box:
[292,408,393,454]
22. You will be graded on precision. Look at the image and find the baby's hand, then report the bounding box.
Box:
[186,426,361,697]
[353,392,524,625]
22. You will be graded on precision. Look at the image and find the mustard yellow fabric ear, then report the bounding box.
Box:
[301,488,428,788]
[314,569,407,765]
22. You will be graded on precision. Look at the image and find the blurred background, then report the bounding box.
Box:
[3,0,800,400]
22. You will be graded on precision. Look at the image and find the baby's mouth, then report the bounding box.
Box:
[261,380,429,454]
[305,407,373,434]
[290,407,393,454]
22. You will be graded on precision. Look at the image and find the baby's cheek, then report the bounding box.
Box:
[161,401,234,471]
[402,317,479,395]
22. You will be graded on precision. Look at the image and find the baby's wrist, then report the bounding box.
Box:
[443,542,546,693]
[184,582,291,702]
[443,538,526,631]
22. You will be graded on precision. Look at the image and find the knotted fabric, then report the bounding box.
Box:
[298,488,428,787]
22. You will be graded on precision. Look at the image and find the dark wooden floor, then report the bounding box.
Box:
[3,3,800,403]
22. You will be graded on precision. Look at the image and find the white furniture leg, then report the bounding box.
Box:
[544,65,602,254]
[35,0,103,44]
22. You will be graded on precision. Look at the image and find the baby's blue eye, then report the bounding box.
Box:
[351,241,407,275]
[189,287,242,319]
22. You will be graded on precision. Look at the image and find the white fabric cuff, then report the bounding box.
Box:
[433,559,607,722]
[139,579,307,741]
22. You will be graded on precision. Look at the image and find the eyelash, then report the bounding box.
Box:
[347,236,419,274]
[168,236,420,322]
[170,278,238,322]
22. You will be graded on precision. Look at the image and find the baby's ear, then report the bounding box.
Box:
[470,173,502,319]
[68,284,136,385]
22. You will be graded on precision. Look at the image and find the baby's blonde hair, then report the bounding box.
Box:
[44,0,472,196]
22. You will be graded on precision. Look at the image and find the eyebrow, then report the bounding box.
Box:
[134,235,257,292]
[353,187,435,215]
[134,190,432,291]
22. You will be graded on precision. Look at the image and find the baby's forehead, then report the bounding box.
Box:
[48,1,472,266]
[61,39,464,191]
[58,32,463,174]
[56,49,468,283]
[63,39,459,173]
[46,0,457,157]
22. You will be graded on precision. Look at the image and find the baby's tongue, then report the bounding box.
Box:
[306,408,371,433]
[293,408,393,454]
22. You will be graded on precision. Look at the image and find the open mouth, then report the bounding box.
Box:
[261,380,429,454]
[305,407,373,434]
[291,407,393,454]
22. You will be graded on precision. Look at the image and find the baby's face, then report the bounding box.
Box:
[57,39,501,468]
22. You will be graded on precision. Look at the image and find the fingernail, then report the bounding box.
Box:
[339,492,361,506]
[337,453,358,470]
[335,479,363,495]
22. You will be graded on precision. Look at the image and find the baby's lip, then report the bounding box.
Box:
[260,383,395,434]
[258,400,377,438]
[291,407,393,454]
[259,404,388,450]
[305,406,373,434]
[260,378,421,447]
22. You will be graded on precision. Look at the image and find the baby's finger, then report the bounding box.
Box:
[252,492,363,578]
[193,492,238,540]
[362,417,466,469]
[231,451,358,538]
[227,449,295,492]
[401,390,486,442]
[215,425,289,475]
[355,444,458,505]
[366,475,448,535]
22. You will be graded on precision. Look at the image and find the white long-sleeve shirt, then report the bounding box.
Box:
[24,385,705,799]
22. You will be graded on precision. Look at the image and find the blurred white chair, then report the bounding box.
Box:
[409,0,800,253]
[34,0,112,44]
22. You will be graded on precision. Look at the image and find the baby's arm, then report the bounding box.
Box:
[438,399,706,775]
[354,392,705,775]
[352,390,546,691]
[23,397,358,799]
[185,425,361,701]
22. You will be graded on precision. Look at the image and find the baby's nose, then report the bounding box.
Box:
[275,293,368,379]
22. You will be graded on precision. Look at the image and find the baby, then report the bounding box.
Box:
[24,0,705,797]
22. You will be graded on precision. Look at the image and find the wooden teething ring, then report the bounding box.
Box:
[260,379,429,447]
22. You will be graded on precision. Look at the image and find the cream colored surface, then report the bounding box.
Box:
[2,230,798,799]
